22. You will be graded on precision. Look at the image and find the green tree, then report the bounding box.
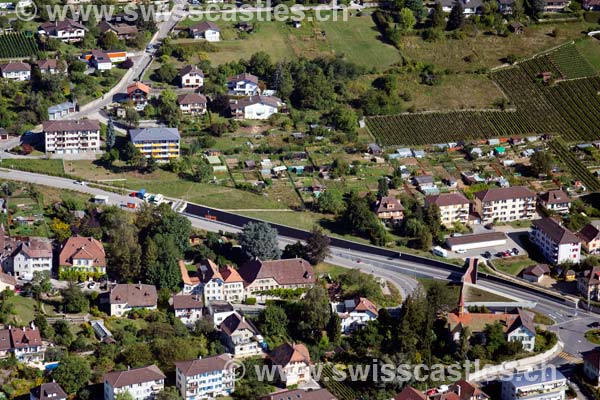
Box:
[106,118,116,150]
[100,31,120,50]
[398,7,417,33]
[125,105,140,128]
[156,387,182,400]
[155,63,178,83]
[446,1,465,30]
[328,105,358,133]
[259,305,288,338]
[530,151,552,177]
[115,392,134,400]
[405,0,426,20]
[316,188,346,215]
[529,0,545,17]
[305,225,330,265]
[107,224,142,282]
[52,355,91,394]
[342,192,387,245]
[145,234,182,291]
[512,0,524,18]
[377,177,389,198]
[431,2,446,28]
[50,218,72,243]
[419,230,433,251]
[327,313,342,345]
[238,222,282,260]
[298,285,331,340]
[158,89,182,127]
[248,51,273,79]
[62,284,89,314]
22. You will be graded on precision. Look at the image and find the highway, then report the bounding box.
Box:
[0,168,597,363]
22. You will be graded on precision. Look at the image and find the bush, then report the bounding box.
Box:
[245,297,257,305]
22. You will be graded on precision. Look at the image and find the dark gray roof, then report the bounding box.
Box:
[130,127,180,142]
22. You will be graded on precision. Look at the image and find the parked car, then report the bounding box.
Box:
[74,180,86,185]
[456,248,467,254]
[482,251,492,259]
[512,247,520,255]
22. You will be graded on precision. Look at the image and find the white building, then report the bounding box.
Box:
[501,368,567,400]
[129,127,180,162]
[179,65,204,88]
[269,343,312,387]
[538,189,571,214]
[230,96,283,120]
[0,323,45,362]
[332,297,379,334]
[188,21,221,41]
[198,260,245,303]
[5,239,53,281]
[175,354,236,400]
[530,217,581,265]
[0,272,16,292]
[445,232,507,252]
[0,62,31,81]
[473,186,536,223]
[425,192,471,227]
[108,284,158,317]
[43,119,101,154]
[206,300,236,327]
[227,72,260,96]
[39,19,86,42]
[173,294,204,327]
[219,312,264,358]
[103,365,165,400]
[48,101,77,120]
[177,93,207,115]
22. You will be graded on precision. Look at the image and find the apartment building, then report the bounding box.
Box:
[473,186,536,223]
[129,127,180,162]
[530,217,581,265]
[43,119,101,154]
[103,365,165,400]
[425,192,470,227]
[501,368,566,400]
[175,354,236,399]
[108,284,158,317]
[197,259,245,303]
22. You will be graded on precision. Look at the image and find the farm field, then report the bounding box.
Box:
[367,42,600,145]
[0,32,39,59]
[549,138,600,192]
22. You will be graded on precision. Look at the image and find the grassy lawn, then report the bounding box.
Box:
[464,285,513,302]
[4,295,37,325]
[2,159,65,175]
[401,21,595,72]
[492,257,535,276]
[314,261,351,278]
[585,329,600,344]
[238,209,328,230]
[575,37,600,73]
[533,310,556,326]
[404,72,505,111]
[179,13,400,69]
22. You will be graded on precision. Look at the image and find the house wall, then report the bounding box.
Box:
[243,103,277,120]
[45,128,101,154]
[176,367,235,400]
[104,379,164,400]
[9,252,52,281]
[474,196,535,223]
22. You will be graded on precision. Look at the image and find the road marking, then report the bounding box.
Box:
[557,351,583,364]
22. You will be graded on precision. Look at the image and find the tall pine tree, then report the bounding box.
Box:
[446,1,465,30]
[106,118,115,150]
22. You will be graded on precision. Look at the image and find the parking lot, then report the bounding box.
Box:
[445,226,530,260]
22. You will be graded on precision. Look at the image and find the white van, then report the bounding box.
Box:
[432,246,448,258]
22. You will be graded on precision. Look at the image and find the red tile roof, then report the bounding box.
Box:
[127,81,150,95]
[425,192,469,207]
[109,284,157,307]
[269,342,311,367]
[238,258,315,287]
[59,235,105,268]
[394,387,427,400]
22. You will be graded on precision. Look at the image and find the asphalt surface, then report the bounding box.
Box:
[0,168,597,369]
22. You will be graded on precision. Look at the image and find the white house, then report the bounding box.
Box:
[269,343,311,387]
[179,65,204,88]
[5,238,53,281]
[530,217,581,265]
[48,101,77,120]
[188,21,220,41]
[538,189,571,214]
[108,284,158,317]
[227,72,260,96]
[177,93,207,115]
[501,368,567,400]
[229,96,284,120]
[175,354,236,400]
[237,258,315,300]
[219,312,264,358]
[333,297,379,333]
[172,294,204,327]
[473,186,536,223]
[206,300,236,327]
[0,272,16,292]
[39,19,86,42]
[103,365,165,400]
[0,323,45,362]
[0,62,31,81]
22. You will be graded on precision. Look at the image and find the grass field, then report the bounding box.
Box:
[178,13,401,69]
[4,295,37,325]
[2,159,64,175]
[585,329,600,344]
[492,257,535,276]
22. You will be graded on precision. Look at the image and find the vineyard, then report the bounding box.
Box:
[549,138,600,192]
[0,32,39,59]
[366,43,600,145]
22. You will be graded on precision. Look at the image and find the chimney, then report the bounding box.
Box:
[30,321,35,330]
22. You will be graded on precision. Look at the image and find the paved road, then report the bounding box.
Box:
[0,168,597,362]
